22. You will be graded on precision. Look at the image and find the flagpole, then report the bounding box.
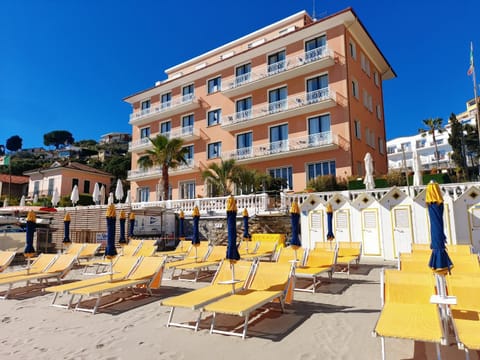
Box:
[469,42,480,177]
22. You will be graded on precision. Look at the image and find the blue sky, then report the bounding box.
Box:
[0,0,478,149]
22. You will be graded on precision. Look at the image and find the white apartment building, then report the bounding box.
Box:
[387,99,478,171]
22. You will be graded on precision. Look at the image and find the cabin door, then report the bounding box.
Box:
[334,209,351,242]
[392,206,414,257]
[468,205,480,252]
[309,210,324,248]
[362,208,381,256]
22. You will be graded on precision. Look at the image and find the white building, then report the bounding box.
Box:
[387,99,478,171]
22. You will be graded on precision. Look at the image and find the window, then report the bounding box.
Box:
[268,86,287,113]
[374,71,380,87]
[401,142,411,152]
[376,104,382,120]
[270,124,288,152]
[308,114,331,144]
[357,161,364,176]
[267,50,286,75]
[207,76,221,94]
[268,166,293,190]
[349,40,356,60]
[33,181,40,196]
[378,138,385,154]
[182,84,194,102]
[387,146,396,154]
[183,145,194,165]
[161,93,171,109]
[180,181,195,199]
[207,109,221,126]
[182,114,194,135]
[354,120,361,139]
[365,128,375,148]
[236,132,252,158]
[368,94,373,112]
[304,35,326,62]
[306,74,328,103]
[416,139,426,149]
[235,63,251,85]
[363,90,368,108]
[360,52,371,76]
[141,99,150,112]
[140,127,150,139]
[72,179,79,187]
[84,180,90,194]
[208,142,221,159]
[307,160,336,180]
[352,79,359,99]
[138,187,149,202]
[160,121,171,135]
[48,178,54,196]
[235,97,252,120]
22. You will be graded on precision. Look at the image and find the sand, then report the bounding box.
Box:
[0,258,477,360]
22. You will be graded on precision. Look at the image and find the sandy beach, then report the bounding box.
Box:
[0,258,477,360]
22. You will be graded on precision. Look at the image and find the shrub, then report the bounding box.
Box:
[307,175,347,192]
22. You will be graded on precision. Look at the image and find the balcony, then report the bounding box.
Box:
[221,88,336,131]
[222,131,337,164]
[127,159,198,181]
[128,126,201,152]
[128,94,199,126]
[222,46,334,97]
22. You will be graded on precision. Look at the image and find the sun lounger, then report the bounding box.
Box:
[0,254,76,299]
[274,246,306,265]
[45,256,141,309]
[133,243,156,257]
[63,243,85,257]
[77,243,101,262]
[0,253,57,280]
[446,274,480,359]
[161,259,255,331]
[242,241,277,261]
[159,240,191,259]
[0,251,16,272]
[372,269,448,360]
[174,246,227,281]
[203,261,295,339]
[82,244,139,274]
[165,245,212,278]
[237,241,258,257]
[294,247,337,293]
[335,242,362,274]
[71,256,166,314]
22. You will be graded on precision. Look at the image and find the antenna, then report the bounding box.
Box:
[312,0,316,20]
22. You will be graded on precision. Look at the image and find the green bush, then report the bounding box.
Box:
[307,175,347,192]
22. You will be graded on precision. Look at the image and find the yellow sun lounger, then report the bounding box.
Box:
[165,245,212,278]
[175,246,227,282]
[45,256,141,309]
[373,269,448,360]
[335,242,362,274]
[294,247,337,293]
[241,241,278,261]
[0,253,57,280]
[71,256,166,314]
[82,244,140,274]
[0,251,16,272]
[446,274,480,358]
[159,240,192,259]
[203,261,295,339]
[133,243,157,257]
[161,259,255,331]
[0,254,77,299]
[63,243,85,257]
[77,243,101,262]
[274,246,306,265]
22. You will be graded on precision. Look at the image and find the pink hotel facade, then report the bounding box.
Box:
[124,8,395,202]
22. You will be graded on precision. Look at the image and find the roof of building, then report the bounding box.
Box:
[123,7,396,103]
[23,161,112,177]
[0,174,29,184]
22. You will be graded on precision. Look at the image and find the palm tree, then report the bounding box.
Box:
[231,166,269,195]
[201,159,238,196]
[419,117,444,169]
[137,135,189,200]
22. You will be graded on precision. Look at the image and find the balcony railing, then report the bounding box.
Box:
[127,159,197,180]
[223,46,334,94]
[129,93,197,123]
[129,126,201,152]
[221,88,335,130]
[222,131,336,162]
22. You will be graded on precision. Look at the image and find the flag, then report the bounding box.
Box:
[467,42,474,76]
[0,155,9,166]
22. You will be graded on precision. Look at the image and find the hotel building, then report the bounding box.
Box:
[124,8,395,201]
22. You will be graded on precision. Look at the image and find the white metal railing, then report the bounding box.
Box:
[127,159,196,180]
[129,93,197,122]
[222,88,335,127]
[224,46,333,91]
[222,131,336,161]
[129,127,200,151]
